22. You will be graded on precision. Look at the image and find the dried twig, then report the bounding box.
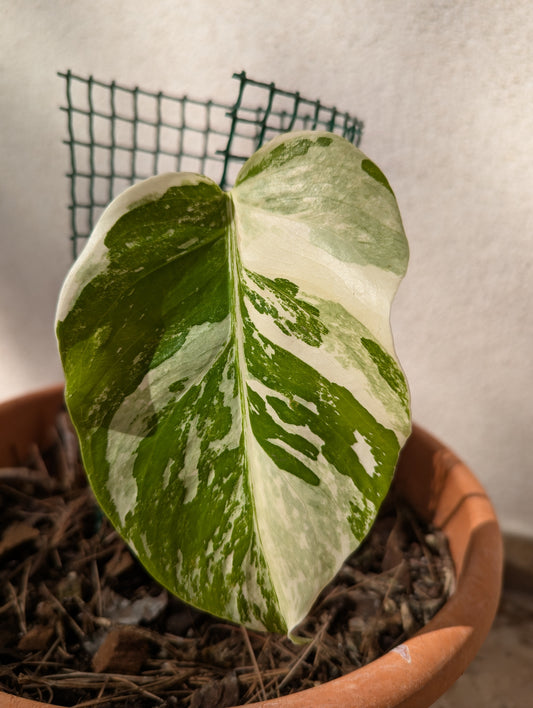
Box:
[7,581,26,634]
[241,627,267,702]
[40,582,86,641]
[277,617,331,692]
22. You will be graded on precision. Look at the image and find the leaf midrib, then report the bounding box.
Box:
[227,195,284,627]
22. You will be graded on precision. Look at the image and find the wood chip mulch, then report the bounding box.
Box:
[0,411,455,707]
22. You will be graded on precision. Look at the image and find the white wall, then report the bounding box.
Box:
[1,0,532,536]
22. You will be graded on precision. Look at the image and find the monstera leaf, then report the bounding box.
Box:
[56,131,410,635]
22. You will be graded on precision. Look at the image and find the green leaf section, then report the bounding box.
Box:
[56,132,410,634]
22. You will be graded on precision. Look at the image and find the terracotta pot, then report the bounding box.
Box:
[0,385,503,708]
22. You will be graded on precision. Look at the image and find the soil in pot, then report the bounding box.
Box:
[0,410,455,707]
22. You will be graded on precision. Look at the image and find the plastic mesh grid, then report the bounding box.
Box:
[60,70,364,258]
[59,71,233,258]
[220,71,364,188]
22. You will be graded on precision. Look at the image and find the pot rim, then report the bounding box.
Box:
[0,385,503,708]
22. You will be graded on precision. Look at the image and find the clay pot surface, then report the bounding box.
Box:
[0,385,503,708]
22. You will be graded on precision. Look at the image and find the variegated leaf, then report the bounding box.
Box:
[56,131,410,635]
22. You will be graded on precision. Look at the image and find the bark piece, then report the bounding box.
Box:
[0,521,39,557]
[190,672,239,708]
[17,624,55,651]
[91,626,150,674]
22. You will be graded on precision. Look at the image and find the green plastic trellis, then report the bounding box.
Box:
[59,70,364,259]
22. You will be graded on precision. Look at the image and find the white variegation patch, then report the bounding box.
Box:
[233,205,399,347]
[293,395,319,415]
[105,317,230,520]
[106,429,140,527]
[162,459,173,489]
[182,414,202,504]
[352,433,378,478]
